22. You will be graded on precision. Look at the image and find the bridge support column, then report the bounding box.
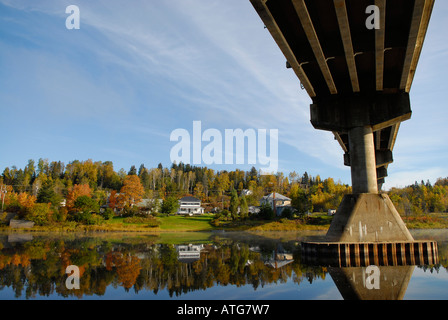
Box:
[326,126,413,242]
[308,94,416,242]
[348,126,378,194]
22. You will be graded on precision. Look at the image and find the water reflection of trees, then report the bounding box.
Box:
[0,236,444,299]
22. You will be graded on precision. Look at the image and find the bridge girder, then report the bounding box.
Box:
[251,0,435,189]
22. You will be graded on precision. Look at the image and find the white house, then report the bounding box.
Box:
[177,196,205,215]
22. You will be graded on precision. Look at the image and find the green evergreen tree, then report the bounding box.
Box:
[128,165,137,175]
[229,188,239,220]
[239,194,249,219]
[161,196,179,214]
[37,180,61,206]
[258,203,275,220]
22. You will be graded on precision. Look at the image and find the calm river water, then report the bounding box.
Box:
[0,230,446,300]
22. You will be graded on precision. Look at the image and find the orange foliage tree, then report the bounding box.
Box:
[17,192,37,210]
[108,190,119,210]
[118,175,144,207]
[66,184,92,210]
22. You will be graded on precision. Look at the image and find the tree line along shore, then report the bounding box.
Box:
[1,159,448,231]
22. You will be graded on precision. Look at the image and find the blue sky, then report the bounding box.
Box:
[0,0,447,190]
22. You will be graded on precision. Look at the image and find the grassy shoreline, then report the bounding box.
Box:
[1,212,448,233]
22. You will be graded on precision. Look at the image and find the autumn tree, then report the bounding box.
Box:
[119,175,145,207]
[108,190,119,211]
[17,192,37,210]
[194,182,205,201]
[24,203,52,226]
[64,159,98,187]
[2,187,36,218]
[66,184,92,210]
[289,184,313,214]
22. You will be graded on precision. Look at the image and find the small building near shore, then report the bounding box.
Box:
[10,219,35,229]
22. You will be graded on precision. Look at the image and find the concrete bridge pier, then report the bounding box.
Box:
[305,93,417,243]
[324,124,415,242]
[348,126,378,195]
[325,125,414,243]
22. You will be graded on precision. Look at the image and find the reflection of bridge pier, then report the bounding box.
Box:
[250,0,438,271]
[301,241,438,300]
[301,241,438,267]
[329,266,415,300]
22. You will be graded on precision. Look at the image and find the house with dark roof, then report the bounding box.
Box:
[260,192,292,216]
[177,196,205,215]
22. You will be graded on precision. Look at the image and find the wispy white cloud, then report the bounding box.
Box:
[158,0,337,167]
[1,0,446,185]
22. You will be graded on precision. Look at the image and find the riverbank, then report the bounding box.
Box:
[0,213,329,233]
[1,212,448,233]
[402,214,448,229]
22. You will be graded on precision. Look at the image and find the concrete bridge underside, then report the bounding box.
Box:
[250,0,435,243]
